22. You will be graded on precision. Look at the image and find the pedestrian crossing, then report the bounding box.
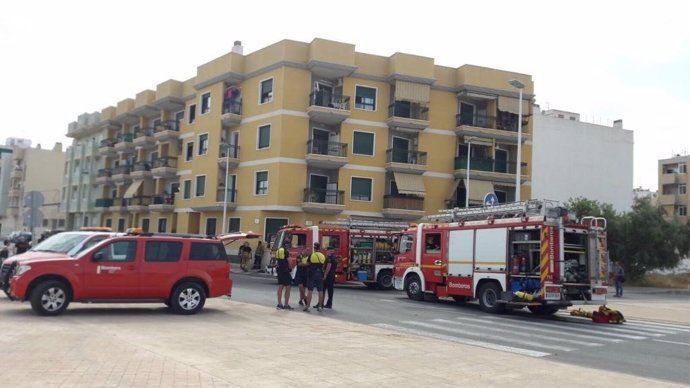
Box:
[372,311,690,358]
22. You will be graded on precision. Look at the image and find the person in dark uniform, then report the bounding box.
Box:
[295,248,309,306]
[275,240,294,310]
[322,247,338,309]
[304,242,326,312]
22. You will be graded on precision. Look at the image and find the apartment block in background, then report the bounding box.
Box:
[658,154,690,224]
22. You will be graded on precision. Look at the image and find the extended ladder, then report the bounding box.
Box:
[425,199,553,222]
[319,218,410,231]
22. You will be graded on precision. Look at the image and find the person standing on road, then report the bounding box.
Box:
[322,247,338,309]
[0,240,9,263]
[239,242,252,272]
[304,242,326,312]
[253,241,265,270]
[295,248,310,306]
[613,261,625,297]
[276,240,294,310]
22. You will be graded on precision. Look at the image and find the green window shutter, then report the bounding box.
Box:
[353,132,374,155]
[258,125,271,149]
[351,177,372,200]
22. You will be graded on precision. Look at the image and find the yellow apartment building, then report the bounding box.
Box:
[65,38,533,242]
[658,154,690,224]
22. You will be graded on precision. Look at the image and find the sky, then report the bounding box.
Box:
[1,0,688,191]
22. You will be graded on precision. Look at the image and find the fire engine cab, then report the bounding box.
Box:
[272,220,407,289]
[393,200,609,315]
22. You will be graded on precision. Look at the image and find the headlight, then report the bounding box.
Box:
[15,264,31,276]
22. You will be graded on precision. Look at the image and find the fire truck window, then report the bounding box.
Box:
[425,234,441,253]
[322,235,340,249]
[399,235,413,253]
[289,234,307,248]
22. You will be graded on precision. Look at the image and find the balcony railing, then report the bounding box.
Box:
[99,138,117,148]
[222,100,242,115]
[112,165,132,175]
[216,188,237,203]
[97,168,112,177]
[383,195,424,211]
[309,92,351,110]
[385,149,427,165]
[134,127,154,138]
[388,101,429,121]
[152,193,175,205]
[456,113,497,129]
[133,161,152,172]
[454,157,523,174]
[116,133,134,143]
[95,198,113,207]
[306,139,348,157]
[219,144,240,159]
[152,156,178,168]
[126,196,151,206]
[303,188,344,205]
[154,120,180,133]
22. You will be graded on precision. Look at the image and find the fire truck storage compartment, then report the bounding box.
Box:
[509,228,541,293]
[350,236,395,281]
[563,231,589,284]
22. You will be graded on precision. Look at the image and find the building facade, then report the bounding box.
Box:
[65,38,534,242]
[658,154,690,224]
[0,140,65,237]
[531,107,633,213]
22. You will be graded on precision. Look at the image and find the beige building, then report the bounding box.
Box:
[0,140,65,237]
[65,38,533,242]
[658,155,690,224]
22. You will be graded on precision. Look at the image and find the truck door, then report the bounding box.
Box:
[421,231,444,284]
[82,240,140,298]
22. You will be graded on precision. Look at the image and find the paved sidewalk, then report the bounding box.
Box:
[1,288,689,388]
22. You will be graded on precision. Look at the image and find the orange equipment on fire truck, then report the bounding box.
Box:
[272,219,408,289]
[393,199,609,315]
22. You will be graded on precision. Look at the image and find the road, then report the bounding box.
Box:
[233,271,690,385]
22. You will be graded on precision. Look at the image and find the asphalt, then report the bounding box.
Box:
[0,279,688,387]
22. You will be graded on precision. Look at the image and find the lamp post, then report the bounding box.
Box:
[508,79,525,202]
[221,142,230,234]
[464,136,479,208]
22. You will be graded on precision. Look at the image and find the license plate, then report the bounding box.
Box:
[544,285,561,300]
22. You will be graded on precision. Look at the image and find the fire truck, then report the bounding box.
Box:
[393,200,609,314]
[272,219,408,289]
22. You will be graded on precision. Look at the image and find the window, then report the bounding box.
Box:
[678,205,687,216]
[353,131,374,156]
[424,233,441,253]
[680,184,687,195]
[190,243,228,261]
[355,85,376,111]
[174,110,184,123]
[188,104,196,124]
[680,163,687,174]
[183,180,192,199]
[258,124,271,149]
[198,134,209,155]
[117,218,125,232]
[195,175,206,197]
[158,218,168,233]
[141,218,150,233]
[399,234,413,253]
[228,217,240,233]
[201,92,211,115]
[351,177,372,201]
[260,78,273,104]
[255,171,268,195]
[94,241,137,262]
[186,142,194,161]
[206,218,217,236]
[145,241,182,262]
[105,218,112,228]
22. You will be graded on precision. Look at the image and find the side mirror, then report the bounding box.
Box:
[93,251,105,262]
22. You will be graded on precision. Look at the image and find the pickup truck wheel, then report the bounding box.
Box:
[376,270,394,290]
[30,280,70,316]
[528,305,560,315]
[170,282,206,315]
[477,282,505,314]
[405,274,424,301]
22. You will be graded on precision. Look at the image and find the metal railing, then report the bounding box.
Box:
[133,161,152,172]
[383,195,424,210]
[134,126,154,138]
[97,168,112,177]
[303,188,344,205]
[309,92,351,110]
[99,138,117,148]
[306,139,348,157]
[454,157,523,174]
[154,120,180,132]
[152,156,178,168]
[385,149,427,165]
[222,100,242,115]
[219,144,240,159]
[126,196,151,206]
[455,113,497,129]
[152,194,175,205]
[116,133,134,143]
[111,165,132,175]
[94,198,113,207]
[216,188,237,203]
[388,101,429,121]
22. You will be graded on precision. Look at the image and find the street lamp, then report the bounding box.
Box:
[508,79,525,202]
[464,136,479,208]
[221,142,230,234]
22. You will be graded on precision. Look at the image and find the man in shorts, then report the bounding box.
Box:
[295,248,309,306]
[275,240,294,310]
[304,242,326,312]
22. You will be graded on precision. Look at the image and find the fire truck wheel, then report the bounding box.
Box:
[170,282,206,315]
[405,274,424,301]
[527,305,560,315]
[30,280,71,316]
[477,282,505,314]
[376,270,394,290]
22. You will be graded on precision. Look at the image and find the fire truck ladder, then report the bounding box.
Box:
[425,199,551,222]
[319,219,410,231]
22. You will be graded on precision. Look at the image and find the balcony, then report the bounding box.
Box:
[192,188,237,212]
[218,144,240,169]
[98,138,117,157]
[114,133,134,154]
[153,120,180,142]
[307,92,351,125]
[9,187,21,198]
[108,197,127,213]
[152,156,178,178]
[130,161,152,180]
[386,101,429,132]
[133,127,155,149]
[385,149,427,175]
[305,139,348,169]
[454,157,528,184]
[455,112,530,143]
[95,198,114,211]
[126,195,151,213]
[149,193,175,212]
[382,195,425,220]
[95,168,112,185]
[221,100,242,128]
[10,168,23,179]
[659,193,687,206]
[301,188,345,214]
[660,173,682,185]
[111,165,132,184]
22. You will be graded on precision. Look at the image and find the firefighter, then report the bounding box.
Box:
[304,242,326,312]
[275,240,294,310]
[295,247,310,306]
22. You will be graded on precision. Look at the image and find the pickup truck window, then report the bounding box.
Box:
[145,241,183,262]
[190,243,227,261]
[95,241,137,262]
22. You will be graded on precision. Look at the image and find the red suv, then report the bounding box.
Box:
[6,232,257,316]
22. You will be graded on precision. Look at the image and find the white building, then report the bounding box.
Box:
[530,107,634,213]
